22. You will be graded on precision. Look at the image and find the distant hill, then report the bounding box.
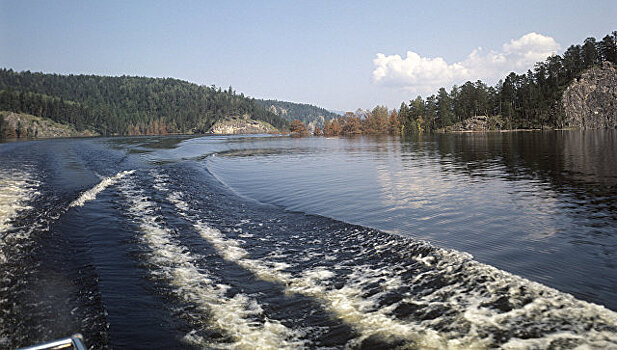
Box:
[0,69,289,136]
[256,99,340,129]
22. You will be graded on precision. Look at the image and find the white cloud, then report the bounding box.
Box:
[372,32,560,95]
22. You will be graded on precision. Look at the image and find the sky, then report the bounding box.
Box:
[1,1,616,112]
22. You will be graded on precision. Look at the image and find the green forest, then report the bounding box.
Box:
[0,72,289,136]
[396,32,617,133]
[316,31,617,136]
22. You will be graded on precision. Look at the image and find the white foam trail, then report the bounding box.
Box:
[0,169,39,264]
[168,188,617,349]
[167,190,456,348]
[151,170,170,192]
[120,175,303,350]
[0,175,35,232]
[69,170,135,208]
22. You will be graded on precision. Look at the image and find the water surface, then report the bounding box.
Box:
[0,132,616,349]
[206,132,617,311]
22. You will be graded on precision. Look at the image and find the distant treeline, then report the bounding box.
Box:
[315,107,398,136]
[256,99,340,128]
[316,31,617,136]
[0,71,289,136]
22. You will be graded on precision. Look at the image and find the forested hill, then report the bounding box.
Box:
[256,99,340,129]
[0,70,289,136]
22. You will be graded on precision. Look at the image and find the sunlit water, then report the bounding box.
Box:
[0,131,616,349]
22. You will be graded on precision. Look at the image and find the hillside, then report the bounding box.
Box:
[256,99,339,130]
[0,70,289,137]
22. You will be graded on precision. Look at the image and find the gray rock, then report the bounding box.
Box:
[208,116,278,134]
[562,62,617,129]
[0,111,97,139]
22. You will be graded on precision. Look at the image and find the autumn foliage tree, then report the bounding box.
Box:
[318,109,401,137]
[364,106,389,134]
[388,110,400,134]
[289,119,310,136]
[340,113,362,134]
[323,118,342,136]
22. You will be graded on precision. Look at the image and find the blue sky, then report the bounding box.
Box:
[1,1,616,111]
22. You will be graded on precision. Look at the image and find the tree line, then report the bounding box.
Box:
[399,31,617,133]
[303,31,617,136]
[0,71,289,136]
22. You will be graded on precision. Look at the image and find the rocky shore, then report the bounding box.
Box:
[208,116,278,134]
[0,111,98,139]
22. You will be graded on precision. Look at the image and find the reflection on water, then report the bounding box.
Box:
[206,130,617,310]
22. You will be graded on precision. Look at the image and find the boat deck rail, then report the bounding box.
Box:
[17,334,86,350]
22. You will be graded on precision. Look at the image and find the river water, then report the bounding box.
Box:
[1,131,616,349]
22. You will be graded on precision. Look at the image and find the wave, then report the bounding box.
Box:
[159,171,617,349]
[120,173,305,349]
[0,168,41,347]
[0,166,109,349]
[166,190,461,348]
[69,170,135,208]
[0,170,39,233]
[0,169,39,264]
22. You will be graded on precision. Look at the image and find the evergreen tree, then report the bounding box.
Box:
[582,37,600,68]
[600,33,617,64]
[436,87,454,128]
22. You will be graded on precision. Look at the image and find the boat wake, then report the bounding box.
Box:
[0,168,39,260]
[153,168,617,349]
[119,172,306,349]
[70,170,135,208]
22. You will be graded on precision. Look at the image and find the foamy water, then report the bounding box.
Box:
[69,170,135,208]
[0,170,38,232]
[121,173,305,349]
[0,169,39,263]
[157,170,617,349]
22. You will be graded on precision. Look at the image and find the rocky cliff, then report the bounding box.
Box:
[0,111,98,139]
[208,116,278,134]
[562,62,617,129]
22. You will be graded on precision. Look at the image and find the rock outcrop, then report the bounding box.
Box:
[0,111,98,139]
[208,116,278,134]
[562,62,617,129]
[451,116,490,131]
[441,115,504,132]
